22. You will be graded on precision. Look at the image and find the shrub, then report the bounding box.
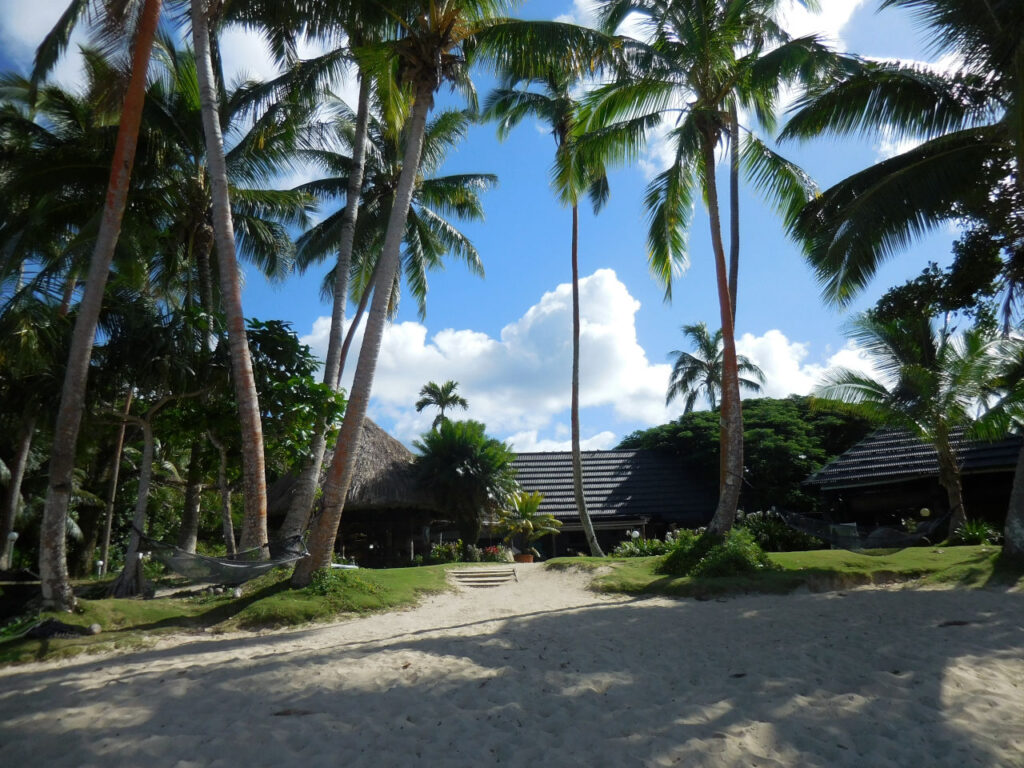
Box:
[954,519,1001,545]
[481,545,514,563]
[464,544,482,562]
[657,528,776,578]
[665,528,700,552]
[428,540,463,564]
[307,568,383,597]
[612,537,670,557]
[739,510,824,552]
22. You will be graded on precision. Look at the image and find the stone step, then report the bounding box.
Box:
[450,567,518,587]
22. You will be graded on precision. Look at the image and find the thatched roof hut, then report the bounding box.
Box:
[267,419,438,517]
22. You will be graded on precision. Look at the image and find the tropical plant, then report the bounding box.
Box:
[483,66,614,557]
[585,0,832,536]
[415,380,470,430]
[666,322,766,413]
[414,420,519,545]
[813,313,1006,537]
[954,518,1001,546]
[292,0,609,584]
[494,491,562,555]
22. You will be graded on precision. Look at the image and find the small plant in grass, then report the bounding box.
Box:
[657,528,776,577]
[739,510,824,552]
[307,568,383,597]
[954,519,1001,545]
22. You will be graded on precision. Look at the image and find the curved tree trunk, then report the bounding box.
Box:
[207,430,236,555]
[109,418,155,598]
[40,0,162,610]
[570,203,603,557]
[279,75,372,543]
[1003,443,1024,560]
[702,133,744,536]
[0,413,35,571]
[337,264,378,384]
[191,0,268,553]
[728,101,740,324]
[293,81,434,586]
[100,392,133,576]
[935,436,966,538]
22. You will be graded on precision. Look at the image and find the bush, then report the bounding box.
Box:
[307,568,383,598]
[739,510,824,552]
[481,545,514,563]
[657,528,776,578]
[613,537,670,557]
[954,519,1001,545]
[464,544,482,562]
[428,540,463,564]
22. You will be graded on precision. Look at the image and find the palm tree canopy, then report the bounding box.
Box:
[415,379,469,429]
[781,0,1024,305]
[666,322,765,412]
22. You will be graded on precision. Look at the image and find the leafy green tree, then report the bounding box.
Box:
[587,0,831,535]
[415,380,469,430]
[414,420,519,544]
[814,314,1005,537]
[619,396,872,514]
[667,322,765,414]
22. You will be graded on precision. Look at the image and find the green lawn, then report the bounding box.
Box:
[0,564,453,666]
[549,545,1024,599]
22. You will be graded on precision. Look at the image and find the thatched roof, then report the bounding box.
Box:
[268,419,439,515]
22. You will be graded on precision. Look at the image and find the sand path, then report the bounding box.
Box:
[1,564,1022,767]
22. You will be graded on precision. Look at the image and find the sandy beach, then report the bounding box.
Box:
[1,565,1022,767]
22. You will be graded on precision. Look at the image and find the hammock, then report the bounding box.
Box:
[781,511,950,554]
[137,531,307,585]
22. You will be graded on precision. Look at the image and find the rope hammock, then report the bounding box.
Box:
[136,529,308,585]
[781,511,950,554]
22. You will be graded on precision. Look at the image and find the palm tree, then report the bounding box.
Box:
[33,0,162,609]
[667,322,765,414]
[416,380,469,429]
[586,0,830,535]
[277,105,492,542]
[292,0,607,584]
[814,314,1003,538]
[483,69,613,556]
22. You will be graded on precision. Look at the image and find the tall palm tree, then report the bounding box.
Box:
[277,105,492,542]
[666,322,765,414]
[483,69,612,556]
[416,380,469,429]
[814,314,1003,537]
[292,0,609,584]
[33,0,162,609]
[585,0,829,535]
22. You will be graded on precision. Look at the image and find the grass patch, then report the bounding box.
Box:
[0,565,452,666]
[550,546,1024,599]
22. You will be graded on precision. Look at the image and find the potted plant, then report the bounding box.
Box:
[495,491,562,563]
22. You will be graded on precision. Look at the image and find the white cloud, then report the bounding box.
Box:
[301,269,679,446]
[736,331,879,397]
[777,0,866,48]
[506,429,618,452]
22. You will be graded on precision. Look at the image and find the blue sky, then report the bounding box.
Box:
[0,0,960,449]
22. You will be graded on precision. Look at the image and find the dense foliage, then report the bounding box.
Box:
[657,528,776,578]
[618,396,872,514]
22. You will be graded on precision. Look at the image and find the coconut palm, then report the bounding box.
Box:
[585,0,830,535]
[292,0,609,584]
[482,68,613,556]
[277,105,491,541]
[814,314,1005,538]
[416,380,470,429]
[667,322,765,414]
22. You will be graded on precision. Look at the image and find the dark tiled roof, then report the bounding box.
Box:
[512,450,714,527]
[805,428,1022,490]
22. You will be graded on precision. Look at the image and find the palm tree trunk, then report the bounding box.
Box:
[337,268,377,383]
[292,81,434,586]
[1003,444,1024,560]
[177,440,204,552]
[100,392,133,576]
[0,413,35,571]
[728,101,740,324]
[109,417,155,598]
[936,430,966,538]
[191,0,267,553]
[39,0,162,610]
[701,133,744,536]
[278,75,372,543]
[571,203,603,557]
[207,430,236,555]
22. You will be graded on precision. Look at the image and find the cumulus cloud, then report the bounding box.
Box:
[301,269,679,446]
[737,331,880,398]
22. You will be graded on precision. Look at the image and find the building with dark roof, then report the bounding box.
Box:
[511,450,715,553]
[805,428,1021,525]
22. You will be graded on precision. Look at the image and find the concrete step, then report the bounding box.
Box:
[450,567,518,587]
